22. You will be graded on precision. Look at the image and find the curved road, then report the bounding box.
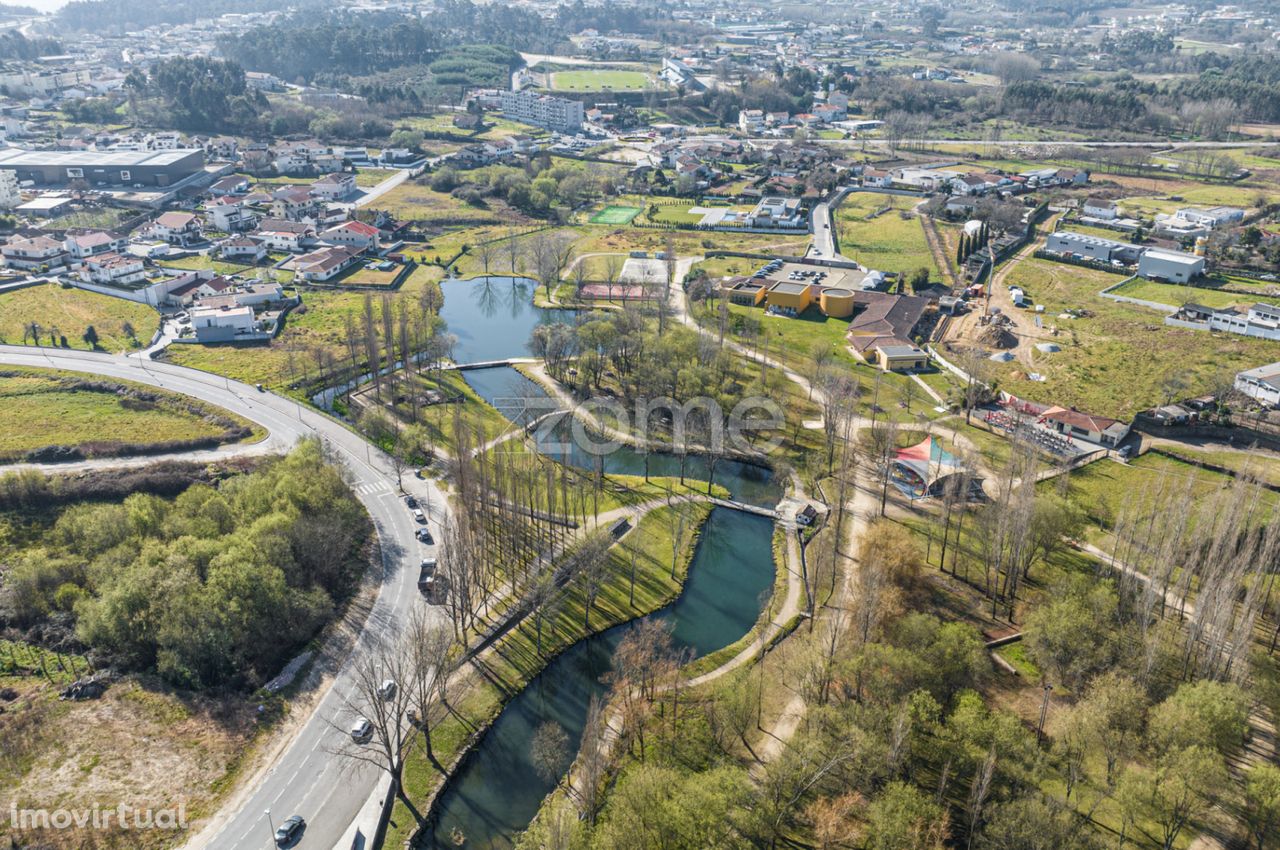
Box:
[0,345,446,850]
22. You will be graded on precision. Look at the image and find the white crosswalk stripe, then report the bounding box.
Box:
[355,481,391,496]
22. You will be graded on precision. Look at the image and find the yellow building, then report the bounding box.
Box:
[764,281,813,313]
[818,287,855,318]
[875,343,930,372]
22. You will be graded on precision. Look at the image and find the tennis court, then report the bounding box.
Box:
[589,205,643,225]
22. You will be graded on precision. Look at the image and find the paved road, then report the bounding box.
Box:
[355,169,411,209]
[0,345,447,850]
[808,200,843,261]
[675,135,1278,149]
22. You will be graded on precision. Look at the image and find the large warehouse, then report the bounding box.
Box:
[0,148,205,188]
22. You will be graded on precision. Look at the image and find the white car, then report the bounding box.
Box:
[350,717,373,744]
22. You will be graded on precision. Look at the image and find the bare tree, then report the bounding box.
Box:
[327,624,423,820]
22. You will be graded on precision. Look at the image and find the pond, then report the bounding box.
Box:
[460,366,781,508]
[439,276,578,364]
[422,507,776,850]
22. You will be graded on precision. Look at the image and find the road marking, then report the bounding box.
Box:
[355,480,391,497]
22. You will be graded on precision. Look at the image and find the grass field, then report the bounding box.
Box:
[369,182,512,226]
[550,70,652,92]
[0,284,158,352]
[986,257,1280,418]
[834,191,939,279]
[0,368,255,460]
[589,205,643,225]
[1108,278,1279,310]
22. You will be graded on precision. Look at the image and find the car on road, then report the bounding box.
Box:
[378,679,397,700]
[412,508,426,524]
[404,494,418,508]
[416,527,434,544]
[350,717,373,744]
[274,814,305,845]
[255,383,265,392]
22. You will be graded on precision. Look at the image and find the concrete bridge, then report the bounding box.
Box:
[707,497,782,520]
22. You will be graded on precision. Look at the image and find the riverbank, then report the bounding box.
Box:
[384,501,713,848]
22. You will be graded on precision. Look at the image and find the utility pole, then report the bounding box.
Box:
[1036,682,1053,745]
[264,809,274,847]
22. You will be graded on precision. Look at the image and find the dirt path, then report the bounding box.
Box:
[918,211,957,289]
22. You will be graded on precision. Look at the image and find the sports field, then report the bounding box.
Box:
[590,205,643,225]
[550,70,651,92]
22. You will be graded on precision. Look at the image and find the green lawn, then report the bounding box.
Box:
[589,205,643,225]
[1109,278,1279,310]
[834,191,938,278]
[549,70,653,92]
[0,368,256,461]
[0,284,158,352]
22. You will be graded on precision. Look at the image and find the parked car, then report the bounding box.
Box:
[404,494,418,509]
[412,509,426,524]
[274,814,305,845]
[378,679,397,701]
[350,717,373,744]
[416,527,434,544]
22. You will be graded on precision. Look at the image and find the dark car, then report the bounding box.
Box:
[404,494,418,509]
[274,814,305,845]
[416,527,434,544]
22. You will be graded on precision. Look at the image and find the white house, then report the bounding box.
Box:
[219,237,267,263]
[254,219,314,252]
[1083,198,1118,220]
[271,187,318,221]
[293,246,360,281]
[310,172,356,201]
[747,196,805,229]
[206,198,257,233]
[2,234,68,269]
[151,211,202,247]
[738,109,764,133]
[81,252,146,285]
[320,220,380,251]
[65,230,127,260]
[191,304,257,342]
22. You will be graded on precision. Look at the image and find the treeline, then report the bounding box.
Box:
[125,56,267,134]
[217,13,442,82]
[0,442,370,690]
[1001,80,1147,129]
[426,158,615,219]
[0,31,60,60]
[1167,57,1280,124]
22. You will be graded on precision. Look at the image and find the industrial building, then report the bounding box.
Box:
[1043,231,1143,265]
[1136,248,1205,284]
[0,148,205,188]
[1235,362,1280,408]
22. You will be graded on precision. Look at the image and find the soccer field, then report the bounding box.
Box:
[590,205,643,225]
[550,70,651,91]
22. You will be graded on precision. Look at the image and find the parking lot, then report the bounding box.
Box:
[752,260,875,291]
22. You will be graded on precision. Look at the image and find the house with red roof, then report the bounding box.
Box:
[320,219,380,251]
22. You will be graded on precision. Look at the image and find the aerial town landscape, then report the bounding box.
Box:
[4,0,1280,848]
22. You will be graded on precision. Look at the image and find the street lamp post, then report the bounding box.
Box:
[264,808,274,846]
